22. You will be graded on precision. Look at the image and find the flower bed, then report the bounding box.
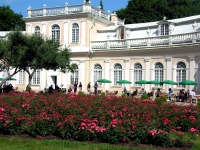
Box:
[0,91,199,148]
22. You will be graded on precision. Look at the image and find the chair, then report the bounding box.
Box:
[98,90,102,95]
[188,95,197,104]
[114,91,118,96]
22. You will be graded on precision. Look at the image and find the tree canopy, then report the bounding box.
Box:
[116,0,200,24]
[0,5,25,31]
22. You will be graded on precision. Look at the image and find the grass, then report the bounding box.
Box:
[0,137,156,150]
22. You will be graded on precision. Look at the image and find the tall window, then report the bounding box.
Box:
[32,70,40,85]
[155,62,164,86]
[72,23,79,43]
[114,63,122,86]
[161,23,169,36]
[94,64,102,85]
[34,26,40,35]
[18,70,24,84]
[176,61,186,87]
[70,64,79,84]
[134,63,142,86]
[2,70,7,79]
[52,25,60,43]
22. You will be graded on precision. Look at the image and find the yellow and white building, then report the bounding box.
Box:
[1,1,200,94]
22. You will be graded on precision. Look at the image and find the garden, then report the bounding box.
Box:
[0,91,200,149]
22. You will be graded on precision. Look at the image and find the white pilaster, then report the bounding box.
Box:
[124,59,130,90]
[81,20,86,46]
[165,57,172,92]
[64,21,69,46]
[42,23,46,40]
[144,58,150,92]
[189,56,195,90]
[104,59,110,91]
[26,24,32,34]
[79,60,85,91]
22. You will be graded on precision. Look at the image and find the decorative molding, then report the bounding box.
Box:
[63,21,68,24]
[146,28,151,36]
[124,59,129,63]
[165,57,172,62]
[144,58,150,62]
[42,23,46,26]
[104,59,109,63]
[192,21,198,31]
[79,60,85,63]
[188,56,195,61]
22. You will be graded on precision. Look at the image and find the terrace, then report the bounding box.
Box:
[26,2,110,21]
[91,31,200,51]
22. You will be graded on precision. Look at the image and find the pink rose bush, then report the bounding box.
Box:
[0,91,199,147]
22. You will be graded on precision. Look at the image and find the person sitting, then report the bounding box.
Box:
[168,88,173,100]
[49,85,54,94]
[68,86,72,93]
[147,90,154,99]
[178,89,185,102]
[123,87,129,96]
[55,85,61,92]
[155,88,162,97]
[131,89,138,97]
[189,89,197,103]
[138,88,145,95]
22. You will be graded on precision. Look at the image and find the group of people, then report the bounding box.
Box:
[0,83,13,93]
[67,82,83,93]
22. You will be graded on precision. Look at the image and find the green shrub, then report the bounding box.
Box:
[78,90,86,96]
[197,101,200,109]
[160,95,167,102]
[141,93,148,100]
[121,93,126,97]
[100,92,105,96]
[154,97,162,105]
[26,86,31,92]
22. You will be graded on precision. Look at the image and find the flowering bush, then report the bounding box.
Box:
[0,91,199,148]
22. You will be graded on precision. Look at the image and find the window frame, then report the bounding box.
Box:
[71,23,79,43]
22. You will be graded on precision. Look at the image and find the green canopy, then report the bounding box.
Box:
[135,80,149,84]
[8,78,16,81]
[179,80,198,85]
[0,78,4,81]
[97,79,111,83]
[117,80,132,84]
[149,80,160,84]
[161,80,178,85]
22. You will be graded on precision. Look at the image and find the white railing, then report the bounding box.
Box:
[27,4,110,21]
[91,32,200,51]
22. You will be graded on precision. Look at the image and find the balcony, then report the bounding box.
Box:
[27,3,110,21]
[91,32,200,51]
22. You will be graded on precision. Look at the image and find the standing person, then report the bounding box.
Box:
[78,82,82,91]
[87,82,91,93]
[168,88,173,100]
[74,82,78,93]
[94,82,98,95]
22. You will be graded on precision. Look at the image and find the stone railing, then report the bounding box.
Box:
[27,3,110,20]
[91,32,200,51]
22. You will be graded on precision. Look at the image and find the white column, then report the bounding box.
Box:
[124,59,130,90]
[64,21,69,46]
[42,23,46,40]
[40,69,46,90]
[144,58,150,92]
[166,57,172,91]
[104,59,110,91]
[79,60,85,91]
[81,20,86,46]
[189,56,195,90]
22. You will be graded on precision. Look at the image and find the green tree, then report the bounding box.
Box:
[116,0,200,24]
[0,31,26,85]
[23,34,72,89]
[0,6,25,31]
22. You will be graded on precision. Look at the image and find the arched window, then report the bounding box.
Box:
[72,23,79,43]
[161,23,169,36]
[32,70,40,85]
[94,64,102,85]
[34,26,40,35]
[134,63,142,86]
[2,70,7,79]
[176,61,186,87]
[70,64,79,84]
[155,62,164,86]
[114,63,122,85]
[51,25,60,43]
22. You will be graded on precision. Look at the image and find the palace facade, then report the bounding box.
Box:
[1,1,200,94]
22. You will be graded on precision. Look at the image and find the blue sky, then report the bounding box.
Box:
[0,0,129,17]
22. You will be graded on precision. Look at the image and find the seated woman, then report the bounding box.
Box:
[147,90,154,99]
[123,87,129,96]
[178,89,185,102]
[131,89,138,97]
[155,88,162,97]
[68,86,72,93]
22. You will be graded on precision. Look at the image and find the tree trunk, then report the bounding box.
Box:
[25,68,36,90]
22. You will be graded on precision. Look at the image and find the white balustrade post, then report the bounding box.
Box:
[124,59,130,90]
[65,2,68,14]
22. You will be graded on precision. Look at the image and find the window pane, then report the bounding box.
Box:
[32,70,40,85]
[72,23,79,43]
[114,64,122,86]
[18,70,24,84]
[34,26,40,35]
[94,64,102,85]
[134,63,142,86]
[176,62,186,87]
[52,25,60,43]
[70,64,79,83]
[154,62,164,86]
